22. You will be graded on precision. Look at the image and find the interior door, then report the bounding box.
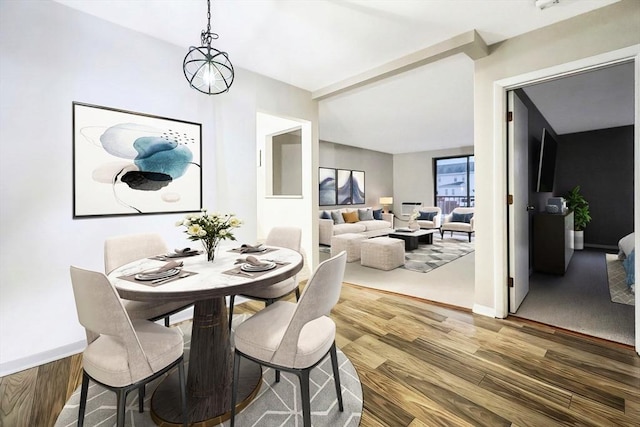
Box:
[508,91,530,312]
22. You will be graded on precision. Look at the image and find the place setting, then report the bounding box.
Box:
[118,260,198,286]
[228,243,278,255]
[150,247,203,261]
[223,255,289,278]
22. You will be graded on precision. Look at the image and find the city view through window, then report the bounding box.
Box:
[434,156,475,214]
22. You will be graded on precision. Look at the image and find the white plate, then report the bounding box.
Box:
[135,269,180,281]
[240,262,276,272]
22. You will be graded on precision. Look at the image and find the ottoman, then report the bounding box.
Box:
[331,233,367,262]
[360,237,405,271]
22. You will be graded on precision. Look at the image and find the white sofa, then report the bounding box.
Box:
[319,207,393,246]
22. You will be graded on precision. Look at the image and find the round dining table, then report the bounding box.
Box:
[108,244,304,426]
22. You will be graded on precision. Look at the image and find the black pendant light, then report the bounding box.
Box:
[183,0,234,95]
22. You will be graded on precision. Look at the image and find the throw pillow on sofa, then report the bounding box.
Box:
[418,211,437,221]
[373,208,383,220]
[320,210,331,220]
[331,211,345,224]
[342,211,359,223]
[358,208,374,221]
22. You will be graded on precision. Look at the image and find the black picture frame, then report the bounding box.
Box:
[319,167,337,206]
[73,102,202,218]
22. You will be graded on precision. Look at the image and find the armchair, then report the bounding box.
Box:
[416,207,442,231]
[440,207,475,242]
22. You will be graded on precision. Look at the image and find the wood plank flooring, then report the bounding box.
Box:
[237,283,640,427]
[1,282,638,426]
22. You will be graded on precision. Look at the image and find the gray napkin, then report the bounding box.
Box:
[153,260,183,272]
[235,256,267,266]
[240,243,264,253]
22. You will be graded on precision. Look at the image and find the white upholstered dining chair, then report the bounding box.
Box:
[104,233,194,326]
[228,226,302,330]
[230,251,347,427]
[70,266,187,427]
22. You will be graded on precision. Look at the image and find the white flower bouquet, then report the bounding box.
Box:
[176,209,242,261]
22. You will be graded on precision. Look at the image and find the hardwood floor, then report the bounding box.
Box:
[2,283,638,426]
[240,283,640,427]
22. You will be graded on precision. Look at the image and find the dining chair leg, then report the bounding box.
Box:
[138,385,145,412]
[178,359,187,427]
[230,351,241,427]
[164,316,170,327]
[77,372,90,427]
[299,369,312,427]
[116,389,126,427]
[228,295,236,331]
[329,342,344,411]
[275,369,281,383]
[294,286,300,301]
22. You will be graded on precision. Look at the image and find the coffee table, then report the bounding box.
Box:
[388,229,437,250]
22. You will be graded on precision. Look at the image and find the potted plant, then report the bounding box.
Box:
[565,185,591,250]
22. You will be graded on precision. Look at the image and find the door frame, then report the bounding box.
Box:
[492,45,640,353]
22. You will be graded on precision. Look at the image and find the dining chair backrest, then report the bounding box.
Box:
[104,233,168,275]
[270,251,346,366]
[70,266,154,381]
[265,227,301,252]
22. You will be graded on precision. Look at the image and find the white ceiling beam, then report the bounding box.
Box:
[312,30,488,100]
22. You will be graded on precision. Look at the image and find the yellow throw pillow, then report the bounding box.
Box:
[342,211,359,223]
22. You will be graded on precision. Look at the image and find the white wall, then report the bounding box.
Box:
[256,113,317,272]
[0,0,317,374]
[393,146,473,214]
[473,0,640,317]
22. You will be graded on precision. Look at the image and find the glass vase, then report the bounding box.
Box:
[202,239,220,262]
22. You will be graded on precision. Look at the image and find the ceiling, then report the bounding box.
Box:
[54,0,626,154]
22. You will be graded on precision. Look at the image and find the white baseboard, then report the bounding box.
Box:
[0,301,257,378]
[472,304,496,318]
[0,340,86,378]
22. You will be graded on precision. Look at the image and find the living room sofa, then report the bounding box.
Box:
[319,207,393,246]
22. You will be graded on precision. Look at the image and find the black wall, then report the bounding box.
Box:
[515,89,634,250]
[555,125,634,247]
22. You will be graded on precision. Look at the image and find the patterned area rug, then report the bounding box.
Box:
[606,253,635,306]
[403,237,474,273]
[55,319,362,427]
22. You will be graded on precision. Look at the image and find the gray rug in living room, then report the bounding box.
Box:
[403,237,474,273]
[54,320,362,427]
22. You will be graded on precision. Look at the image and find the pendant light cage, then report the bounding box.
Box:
[183,0,234,95]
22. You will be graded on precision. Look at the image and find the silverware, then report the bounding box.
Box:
[152,272,190,285]
[235,270,254,277]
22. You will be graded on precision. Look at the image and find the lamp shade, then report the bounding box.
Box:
[379,197,393,205]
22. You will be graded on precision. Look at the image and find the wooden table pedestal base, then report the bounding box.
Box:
[150,359,261,426]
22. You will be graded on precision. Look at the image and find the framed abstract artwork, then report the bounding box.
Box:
[73,102,202,218]
[351,170,365,204]
[319,167,337,206]
[337,169,352,205]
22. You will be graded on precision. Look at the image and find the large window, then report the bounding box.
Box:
[434,155,475,214]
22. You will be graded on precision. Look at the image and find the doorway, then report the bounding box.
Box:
[504,58,638,348]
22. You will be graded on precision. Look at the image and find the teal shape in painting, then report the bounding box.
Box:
[133,137,193,179]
